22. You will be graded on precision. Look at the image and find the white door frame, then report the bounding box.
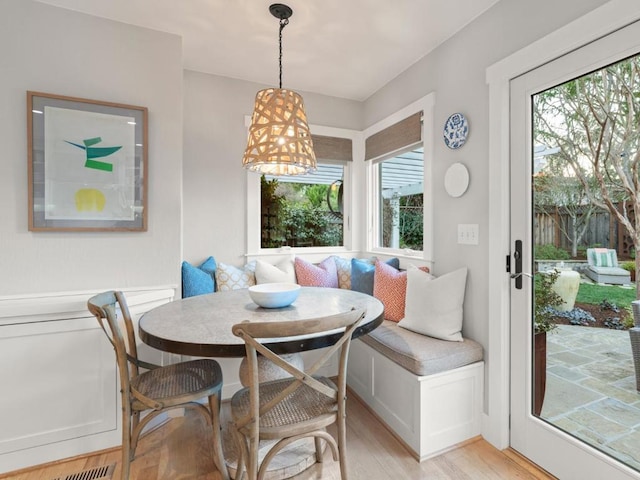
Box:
[484,0,640,450]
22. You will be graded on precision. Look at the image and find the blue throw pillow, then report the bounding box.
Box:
[181,256,217,298]
[351,257,399,296]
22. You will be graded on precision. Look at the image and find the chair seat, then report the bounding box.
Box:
[231,376,338,438]
[132,358,223,411]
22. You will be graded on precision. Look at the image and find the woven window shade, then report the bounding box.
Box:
[242,88,316,175]
[311,135,353,161]
[365,111,423,162]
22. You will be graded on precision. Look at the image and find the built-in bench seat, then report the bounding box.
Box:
[347,320,484,461]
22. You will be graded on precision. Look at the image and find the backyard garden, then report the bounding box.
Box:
[536,244,636,330]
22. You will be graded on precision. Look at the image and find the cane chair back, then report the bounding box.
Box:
[230,307,366,480]
[87,291,229,480]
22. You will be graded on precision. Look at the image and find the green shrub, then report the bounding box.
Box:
[534,244,571,260]
[624,307,635,329]
[621,260,635,273]
[534,270,563,333]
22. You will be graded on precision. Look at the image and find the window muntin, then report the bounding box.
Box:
[260,162,345,248]
[376,147,424,251]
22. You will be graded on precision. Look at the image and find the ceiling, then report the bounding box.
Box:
[36,0,500,101]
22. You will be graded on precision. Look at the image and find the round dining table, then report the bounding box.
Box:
[139,286,384,358]
[138,286,384,480]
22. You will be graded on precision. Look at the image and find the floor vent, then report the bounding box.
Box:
[52,463,116,480]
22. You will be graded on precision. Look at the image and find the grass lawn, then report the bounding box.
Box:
[576,283,637,309]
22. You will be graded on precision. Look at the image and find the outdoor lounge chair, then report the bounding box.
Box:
[584,248,631,285]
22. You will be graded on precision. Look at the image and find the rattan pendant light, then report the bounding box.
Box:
[242,3,316,176]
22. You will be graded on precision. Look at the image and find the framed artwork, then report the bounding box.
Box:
[27,91,148,231]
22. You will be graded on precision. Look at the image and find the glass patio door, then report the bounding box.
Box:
[510,21,640,480]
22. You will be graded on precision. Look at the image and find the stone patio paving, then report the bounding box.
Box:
[544,324,640,471]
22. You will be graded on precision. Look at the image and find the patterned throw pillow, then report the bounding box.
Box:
[399,266,467,342]
[373,260,408,322]
[294,257,339,288]
[332,256,352,289]
[373,260,430,322]
[181,256,217,298]
[351,257,400,296]
[215,261,256,291]
[255,258,296,284]
[592,248,615,267]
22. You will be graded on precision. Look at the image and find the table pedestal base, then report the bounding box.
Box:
[222,424,324,480]
[238,353,304,386]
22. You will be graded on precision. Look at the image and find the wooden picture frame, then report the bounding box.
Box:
[27,91,148,231]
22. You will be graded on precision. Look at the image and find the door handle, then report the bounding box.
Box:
[510,272,533,280]
[513,240,524,289]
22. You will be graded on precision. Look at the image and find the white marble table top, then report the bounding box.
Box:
[139,287,384,357]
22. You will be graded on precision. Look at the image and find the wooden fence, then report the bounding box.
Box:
[534,206,634,257]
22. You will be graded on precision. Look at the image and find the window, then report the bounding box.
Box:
[260,162,345,248]
[246,126,357,254]
[377,148,424,250]
[365,94,434,259]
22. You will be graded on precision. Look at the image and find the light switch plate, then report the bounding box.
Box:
[458,224,479,245]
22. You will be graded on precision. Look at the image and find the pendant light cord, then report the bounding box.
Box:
[278,18,289,89]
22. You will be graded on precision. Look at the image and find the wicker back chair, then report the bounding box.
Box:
[87,291,229,480]
[230,308,366,480]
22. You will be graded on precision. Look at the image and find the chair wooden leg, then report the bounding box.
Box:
[121,403,132,480]
[337,415,348,480]
[208,395,230,480]
[314,437,324,463]
[247,435,259,480]
[129,411,142,459]
[232,428,247,480]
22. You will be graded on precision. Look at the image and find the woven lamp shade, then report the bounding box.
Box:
[242,88,316,175]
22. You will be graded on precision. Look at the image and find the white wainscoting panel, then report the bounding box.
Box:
[0,286,176,475]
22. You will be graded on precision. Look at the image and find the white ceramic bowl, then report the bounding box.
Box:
[248,283,301,308]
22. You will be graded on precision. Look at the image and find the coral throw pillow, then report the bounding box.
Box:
[373,260,408,322]
[373,260,429,322]
[294,257,339,288]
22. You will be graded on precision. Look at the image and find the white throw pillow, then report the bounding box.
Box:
[398,266,467,342]
[255,258,296,284]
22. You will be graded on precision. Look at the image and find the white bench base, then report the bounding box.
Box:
[347,338,484,461]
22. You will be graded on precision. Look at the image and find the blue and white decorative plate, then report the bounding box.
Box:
[443,113,469,149]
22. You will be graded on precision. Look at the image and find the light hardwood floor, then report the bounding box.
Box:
[2,393,555,480]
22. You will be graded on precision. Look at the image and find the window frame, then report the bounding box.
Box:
[246,122,361,257]
[364,93,435,262]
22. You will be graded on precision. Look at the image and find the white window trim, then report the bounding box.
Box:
[245,119,361,257]
[363,93,435,264]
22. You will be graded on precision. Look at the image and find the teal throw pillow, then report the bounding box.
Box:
[351,257,400,296]
[181,256,217,298]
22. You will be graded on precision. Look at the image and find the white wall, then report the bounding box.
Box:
[182,70,362,265]
[0,0,183,296]
[363,0,607,360]
[359,0,612,448]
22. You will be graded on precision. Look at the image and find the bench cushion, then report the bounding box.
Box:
[360,320,483,376]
